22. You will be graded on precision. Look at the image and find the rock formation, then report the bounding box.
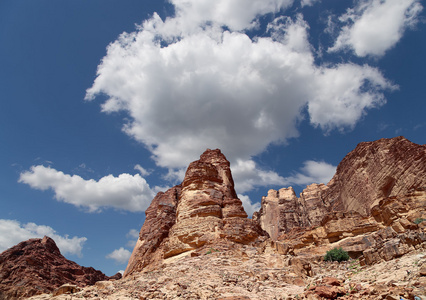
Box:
[20,137,426,300]
[255,136,426,240]
[0,236,120,300]
[124,149,266,276]
[325,136,426,214]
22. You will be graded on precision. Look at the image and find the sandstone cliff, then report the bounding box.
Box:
[124,149,266,276]
[0,236,120,300]
[255,136,426,240]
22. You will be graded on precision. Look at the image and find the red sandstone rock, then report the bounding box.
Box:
[124,186,181,276]
[0,236,119,300]
[256,136,426,240]
[325,136,426,215]
[124,149,266,276]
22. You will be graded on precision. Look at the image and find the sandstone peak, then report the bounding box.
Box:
[124,149,266,276]
[0,236,120,300]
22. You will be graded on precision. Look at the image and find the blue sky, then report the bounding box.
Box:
[1,0,425,276]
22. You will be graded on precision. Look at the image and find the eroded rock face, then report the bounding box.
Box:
[124,186,181,276]
[124,149,266,276]
[0,236,119,300]
[277,189,426,264]
[325,136,426,215]
[256,136,426,240]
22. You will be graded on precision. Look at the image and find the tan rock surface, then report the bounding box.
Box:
[255,136,426,240]
[28,248,426,300]
[325,136,426,215]
[125,149,266,276]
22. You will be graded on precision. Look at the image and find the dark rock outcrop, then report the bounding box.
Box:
[0,236,120,300]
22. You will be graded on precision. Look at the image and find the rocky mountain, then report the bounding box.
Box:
[5,136,426,299]
[125,149,266,276]
[254,136,426,239]
[0,236,120,300]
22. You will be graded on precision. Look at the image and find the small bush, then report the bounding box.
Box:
[414,218,425,225]
[324,247,350,262]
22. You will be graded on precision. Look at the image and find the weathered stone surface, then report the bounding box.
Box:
[125,149,266,276]
[52,284,80,296]
[0,236,119,300]
[256,136,426,240]
[124,186,181,276]
[255,187,310,240]
[325,136,426,215]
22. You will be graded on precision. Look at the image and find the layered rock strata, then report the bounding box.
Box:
[277,189,426,265]
[124,149,266,277]
[255,136,426,240]
[0,236,119,300]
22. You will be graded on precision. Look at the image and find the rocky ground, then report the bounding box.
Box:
[29,244,426,300]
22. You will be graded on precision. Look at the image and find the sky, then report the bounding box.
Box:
[1,0,425,276]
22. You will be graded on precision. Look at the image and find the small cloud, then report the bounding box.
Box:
[232,159,287,194]
[0,219,87,257]
[134,164,151,176]
[238,194,261,217]
[106,247,132,265]
[377,122,390,132]
[125,229,139,248]
[126,229,139,239]
[301,0,320,7]
[286,160,336,186]
[414,123,425,131]
[163,168,186,183]
[329,0,423,57]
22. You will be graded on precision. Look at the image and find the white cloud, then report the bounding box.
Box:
[238,194,261,218]
[232,159,287,194]
[126,229,139,239]
[106,247,132,265]
[232,158,336,193]
[134,164,151,176]
[308,64,397,131]
[301,0,319,7]
[85,13,394,175]
[125,229,139,248]
[286,160,336,186]
[0,219,87,257]
[170,0,294,32]
[19,165,161,212]
[329,0,423,57]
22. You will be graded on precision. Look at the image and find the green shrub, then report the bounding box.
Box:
[414,218,425,225]
[324,247,350,262]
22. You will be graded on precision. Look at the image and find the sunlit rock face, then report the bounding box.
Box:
[325,136,426,215]
[124,149,266,277]
[255,136,426,240]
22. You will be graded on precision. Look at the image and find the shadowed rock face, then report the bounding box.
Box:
[124,149,266,277]
[0,236,120,300]
[255,136,426,240]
